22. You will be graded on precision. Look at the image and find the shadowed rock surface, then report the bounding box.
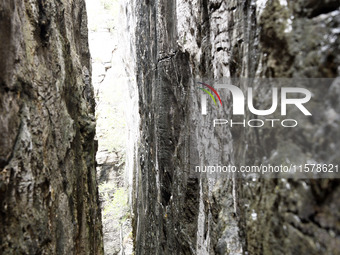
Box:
[130,0,340,254]
[0,0,103,254]
[1,0,340,254]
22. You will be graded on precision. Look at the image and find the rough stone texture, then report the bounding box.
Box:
[0,0,103,254]
[131,0,340,254]
[132,1,198,254]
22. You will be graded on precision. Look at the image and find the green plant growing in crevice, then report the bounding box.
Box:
[102,187,130,224]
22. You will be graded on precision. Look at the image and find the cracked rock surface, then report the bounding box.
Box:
[130,0,340,254]
[0,0,103,254]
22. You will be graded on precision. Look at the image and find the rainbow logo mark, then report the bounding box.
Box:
[197,82,223,107]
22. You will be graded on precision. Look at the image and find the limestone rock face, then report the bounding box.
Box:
[0,0,103,254]
[131,0,340,254]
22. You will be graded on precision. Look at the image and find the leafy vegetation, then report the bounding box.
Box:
[100,184,130,223]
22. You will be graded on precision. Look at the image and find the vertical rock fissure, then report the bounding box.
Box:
[85,0,137,254]
[1,0,339,254]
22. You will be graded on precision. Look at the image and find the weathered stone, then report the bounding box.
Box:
[130,0,340,254]
[0,0,103,254]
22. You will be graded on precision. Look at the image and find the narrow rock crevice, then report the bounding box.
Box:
[1,1,340,255]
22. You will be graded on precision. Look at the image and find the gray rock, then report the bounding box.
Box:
[129,0,340,254]
[0,0,103,254]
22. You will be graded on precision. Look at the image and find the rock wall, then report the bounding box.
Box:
[133,1,198,254]
[0,0,103,254]
[132,0,340,254]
